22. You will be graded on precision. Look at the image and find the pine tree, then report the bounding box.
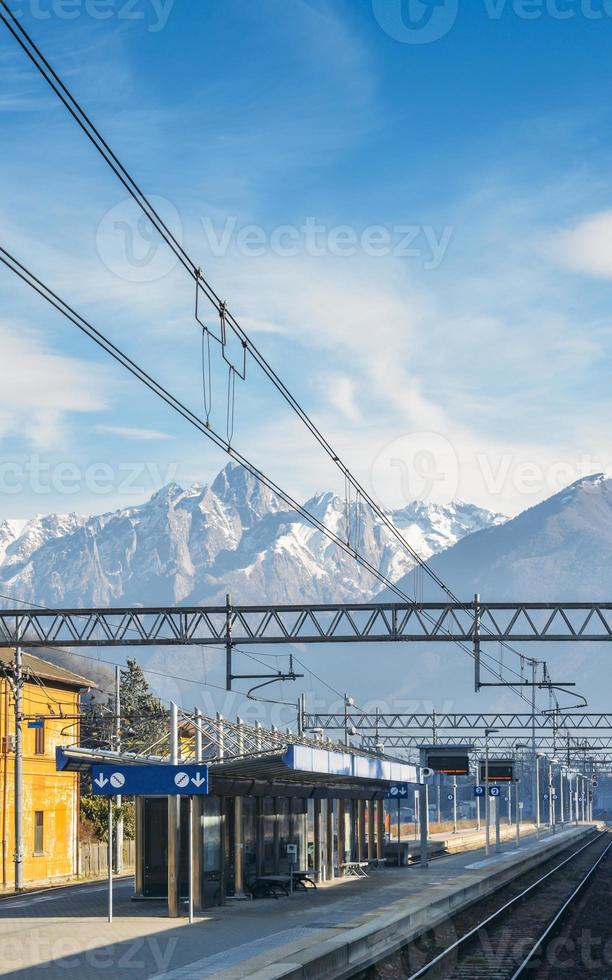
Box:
[119,658,169,754]
[79,658,169,840]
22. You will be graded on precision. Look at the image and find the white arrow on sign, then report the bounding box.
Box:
[191,772,206,788]
[94,773,108,788]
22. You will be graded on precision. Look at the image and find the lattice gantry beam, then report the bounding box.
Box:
[359,735,612,751]
[304,712,612,731]
[1,600,612,647]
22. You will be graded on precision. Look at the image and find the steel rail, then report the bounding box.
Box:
[406,829,607,980]
[512,833,612,978]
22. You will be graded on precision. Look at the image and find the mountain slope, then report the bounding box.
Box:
[396,473,612,601]
[0,462,505,608]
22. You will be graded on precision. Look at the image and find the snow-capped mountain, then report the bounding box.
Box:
[397,473,612,601]
[0,462,505,608]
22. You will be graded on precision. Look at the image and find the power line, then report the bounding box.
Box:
[0,252,543,707]
[0,3,543,682]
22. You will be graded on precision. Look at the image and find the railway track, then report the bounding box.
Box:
[402,829,612,980]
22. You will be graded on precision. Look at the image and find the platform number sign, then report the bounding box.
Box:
[489,786,501,797]
[447,793,454,801]
[386,783,410,800]
[474,786,484,797]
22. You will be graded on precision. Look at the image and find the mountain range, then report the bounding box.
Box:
[0,462,505,608]
[397,472,612,601]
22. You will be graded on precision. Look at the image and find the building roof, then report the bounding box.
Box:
[0,648,95,689]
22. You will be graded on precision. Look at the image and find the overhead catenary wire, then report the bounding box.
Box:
[0,3,543,682]
[0,257,545,702]
[0,8,579,713]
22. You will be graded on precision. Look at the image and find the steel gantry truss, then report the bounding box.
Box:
[304,712,612,732]
[1,600,612,648]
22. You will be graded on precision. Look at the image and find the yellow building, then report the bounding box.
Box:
[0,649,93,888]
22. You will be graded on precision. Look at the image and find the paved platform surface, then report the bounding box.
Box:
[0,824,594,979]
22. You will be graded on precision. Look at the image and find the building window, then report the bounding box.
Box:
[34,721,45,755]
[34,811,44,855]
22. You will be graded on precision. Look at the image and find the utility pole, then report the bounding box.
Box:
[13,643,24,892]
[114,665,123,875]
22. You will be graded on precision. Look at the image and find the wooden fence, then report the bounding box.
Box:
[78,840,135,877]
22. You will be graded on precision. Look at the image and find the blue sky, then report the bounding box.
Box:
[2,0,612,522]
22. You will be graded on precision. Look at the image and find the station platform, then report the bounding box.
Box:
[386,819,539,862]
[0,823,598,980]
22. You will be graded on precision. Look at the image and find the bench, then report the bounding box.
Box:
[249,872,316,898]
[340,861,369,878]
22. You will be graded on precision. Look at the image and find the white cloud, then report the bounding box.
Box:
[551,209,612,279]
[95,424,171,441]
[0,320,109,448]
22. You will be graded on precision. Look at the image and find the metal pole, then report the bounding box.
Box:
[485,736,490,855]
[453,778,457,833]
[114,665,123,875]
[225,593,233,691]
[168,702,181,917]
[344,694,349,747]
[515,780,520,848]
[188,796,194,924]
[536,756,541,832]
[548,759,554,831]
[495,792,501,853]
[419,751,429,868]
[474,593,481,692]
[13,643,23,893]
[531,659,537,820]
[507,783,512,826]
[108,797,113,923]
[560,768,565,826]
[397,797,401,867]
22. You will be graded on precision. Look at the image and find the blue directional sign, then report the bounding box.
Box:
[447,793,454,801]
[489,786,501,797]
[91,764,208,796]
[474,786,484,797]
[386,783,410,800]
[543,792,549,801]
[27,720,44,729]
